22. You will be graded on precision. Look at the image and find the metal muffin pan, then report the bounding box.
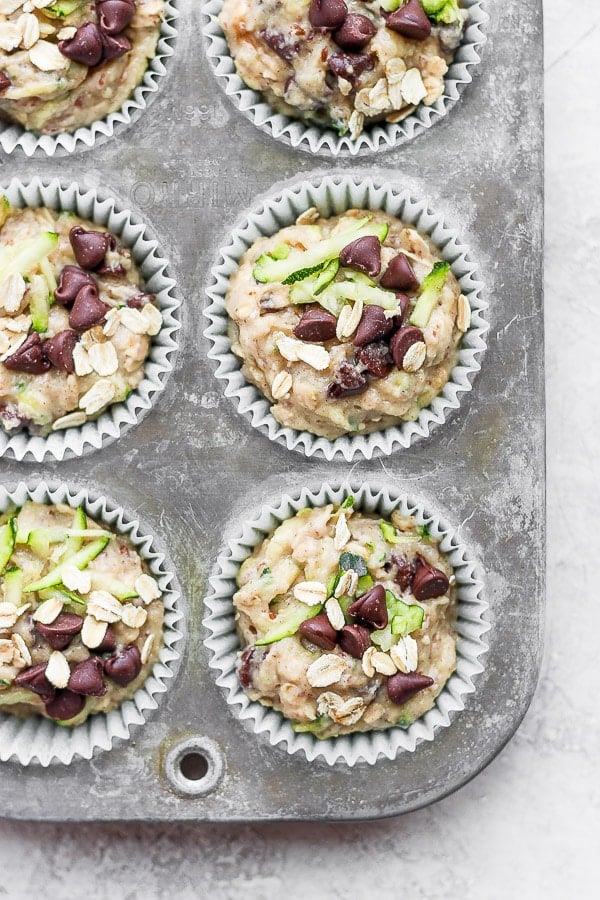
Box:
[0,0,544,821]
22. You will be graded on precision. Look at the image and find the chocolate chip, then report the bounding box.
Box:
[97,0,135,35]
[353,304,393,346]
[327,361,368,399]
[357,340,392,379]
[92,625,117,654]
[0,72,11,94]
[385,0,432,41]
[3,333,51,375]
[239,646,269,690]
[347,584,388,629]
[298,613,338,651]
[100,30,132,60]
[293,306,338,342]
[14,663,55,703]
[68,657,107,697]
[104,644,142,686]
[412,556,450,601]
[127,292,155,310]
[96,262,126,278]
[338,624,371,659]
[35,612,83,651]
[339,235,382,277]
[45,689,86,721]
[380,253,419,291]
[390,553,416,592]
[309,0,348,30]
[259,28,299,62]
[387,671,434,705]
[389,325,425,369]
[59,23,104,67]
[392,293,410,327]
[55,265,96,306]
[69,226,114,271]
[327,51,374,84]
[333,13,376,51]
[68,284,110,331]
[43,330,78,374]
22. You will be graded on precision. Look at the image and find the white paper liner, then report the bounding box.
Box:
[0,480,184,766]
[202,0,487,157]
[0,1,178,157]
[204,172,487,460]
[204,481,489,766]
[0,177,180,462]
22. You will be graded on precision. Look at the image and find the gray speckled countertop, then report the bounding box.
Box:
[0,0,596,896]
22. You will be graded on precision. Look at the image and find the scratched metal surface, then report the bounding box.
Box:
[0,0,544,821]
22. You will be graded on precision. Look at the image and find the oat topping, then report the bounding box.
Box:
[293,581,327,606]
[306,653,348,688]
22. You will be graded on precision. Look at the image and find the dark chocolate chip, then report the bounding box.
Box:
[338,624,371,659]
[327,361,368,399]
[389,325,425,369]
[392,293,410,328]
[43,329,78,374]
[333,13,377,51]
[259,28,299,62]
[387,671,435,705]
[68,284,110,331]
[14,663,55,703]
[293,306,338,342]
[238,646,264,689]
[412,556,450,601]
[347,583,388,629]
[96,262,126,278]
[100,30,132,60]
[309,0,348,30]
[327,51,374,84]
[97,0,135,35]
[35,612,83,651]
[339,235,382,277]
[103,644,142,686]
[385,0,432,41]
[3,333,51,375]
[59,23,104,67]
[44,689,86,721]
[357,340,392,379]
[390,553,416,592]
[380,253,420,291]
[298,613,338,651]
[69,226,114,271]
[54,265,96,306]
[127,292,155,310]
[0,72,11,94]
[68,657,107,697]
[353,304,393,346]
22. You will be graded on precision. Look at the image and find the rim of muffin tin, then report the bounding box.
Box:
[201,0,488,158]
[0,0,179,158]
[0,177,181,462]
[0,479,184,767]
[204,172,488,461]
[203,480,489,767]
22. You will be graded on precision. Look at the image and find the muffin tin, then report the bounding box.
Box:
[0,0,545,821]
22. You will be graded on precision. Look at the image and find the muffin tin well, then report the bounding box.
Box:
[0,0,545,821]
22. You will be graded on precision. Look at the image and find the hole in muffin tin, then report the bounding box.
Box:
[164,737,224,797]
[180,752,209,781]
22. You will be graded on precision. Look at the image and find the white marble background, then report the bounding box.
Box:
[0,1,596,896]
